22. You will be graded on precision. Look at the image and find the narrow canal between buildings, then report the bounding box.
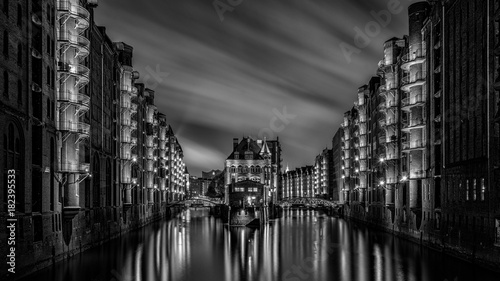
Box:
[20,209,500,281]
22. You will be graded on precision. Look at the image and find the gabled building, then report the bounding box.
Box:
[224,136,281,204]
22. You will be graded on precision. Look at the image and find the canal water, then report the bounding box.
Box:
[20,209,500,281]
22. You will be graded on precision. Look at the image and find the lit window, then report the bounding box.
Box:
[473,179,477,201]
[481,178,485,201]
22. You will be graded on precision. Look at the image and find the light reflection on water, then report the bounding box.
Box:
[20,209,500,281]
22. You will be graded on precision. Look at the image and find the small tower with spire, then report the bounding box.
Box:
[259,137,271,160]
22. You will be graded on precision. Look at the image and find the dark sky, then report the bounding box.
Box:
[95,0,411,177]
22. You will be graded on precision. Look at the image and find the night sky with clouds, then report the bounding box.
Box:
[95,0,412,176]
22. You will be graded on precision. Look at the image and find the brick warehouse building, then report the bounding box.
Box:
[0,0,189,278]
[339,1,500,267]
[224,136,282,204]
[282,165,314,199]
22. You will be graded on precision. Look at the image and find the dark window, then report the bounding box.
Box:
[3,71,8,98]
[46,66,50,86]
[17,80,21,104]
[46,35,50,55]
[17,4,21,26]
[3,30,8,57]
[17,43,21,65]
[46,98,50,118]
[3,0,8,17]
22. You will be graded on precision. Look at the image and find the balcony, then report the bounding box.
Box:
[401,95,425,111]
[385,118,397,127]
[411,170,426,179]
[121,99,130,109]
[58,31,90,58]
[402,118,426,132]
[120,84,132,92]
[56,1,90,30]
[121,150,132,160]
[401,71,426,92]
[121,135,131,143]
[401,49,426,71]
[58,62,90,80]
[57,121,90,135]
[379,134,386,144]
[386,177,397,184]
[385,153,398,161]
[59,162,90,173]
[146,160,154,172]
[378,117,386,127]
[402,140,425,152]
[58,90,90,108]
[122,177,132,184]
[130,137,137,145]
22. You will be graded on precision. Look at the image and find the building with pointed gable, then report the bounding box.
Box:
[224,136,282,204]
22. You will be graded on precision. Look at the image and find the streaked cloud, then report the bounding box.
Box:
[95,0,411,175]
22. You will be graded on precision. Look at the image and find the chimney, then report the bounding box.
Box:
[233,138,238,150]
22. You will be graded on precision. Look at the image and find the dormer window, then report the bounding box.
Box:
[245,151,253,160]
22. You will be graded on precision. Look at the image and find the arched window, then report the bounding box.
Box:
[46,98,50,118]
[17,80,21,104]
[46,66,50,86]
[46,35,50,55]
[3,71,8,98]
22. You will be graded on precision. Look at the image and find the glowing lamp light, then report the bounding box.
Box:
[379,158,385,163]
[401,175,408,181]
[379,181,385,185]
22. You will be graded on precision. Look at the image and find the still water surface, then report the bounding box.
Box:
[21,209,500,281]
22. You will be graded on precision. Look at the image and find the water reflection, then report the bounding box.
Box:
[20,209,500,281]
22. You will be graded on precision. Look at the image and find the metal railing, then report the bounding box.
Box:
[57,1,90,20]
[58,90,90,107]
[58,62,90,79]
[58,31,90,49]
[401,71,427,86]
[57,121,90,135]
[59,162,90,173]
